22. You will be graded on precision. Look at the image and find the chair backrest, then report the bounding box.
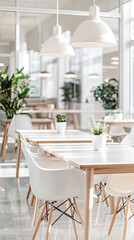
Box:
[89,117,95,128]
[21,139,85,201]
[8,114,33,140]
[121,134,134,146]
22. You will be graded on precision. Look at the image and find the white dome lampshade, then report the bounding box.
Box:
[40,25,75,57]
[40,0,74,57]
[71,4,117,48]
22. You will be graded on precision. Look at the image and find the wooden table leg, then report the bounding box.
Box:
[83,168,94,240]
[109,196,115,214]
[2,122,10,161]
[16,135,21,178]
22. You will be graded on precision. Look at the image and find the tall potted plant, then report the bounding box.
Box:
[56,114,66,134]
[0,66,30,119]
[61,81,80,109]
[91,123,107,150]
[91,78,118,109]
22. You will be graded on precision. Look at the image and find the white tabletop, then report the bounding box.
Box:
[17,130,94,143]
[39,143,134,173]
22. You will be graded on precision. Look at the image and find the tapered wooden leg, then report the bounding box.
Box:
[26,186,31,200]
[46,204,54,240]
[31,194,35,206]
[2,122,10,161]
[10,143,16,160]
[104,192,109,207]
[74,200,84,227]
[69,200,78,240]
[123,198,130,240]
[83,168,94,240]
[109,196,115,213]
[16,135,21,178]
[108,197,121,235]
[32,198,40,226]
[32,202,46,240]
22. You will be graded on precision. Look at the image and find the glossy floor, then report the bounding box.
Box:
[0,142,134,239]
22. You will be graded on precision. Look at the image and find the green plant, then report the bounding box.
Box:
[61,81,80,103]
[56,114,66,122]
[114,108,122,114]
[0,66,30,119]
[91,123,107,135]
[91,78,118,109]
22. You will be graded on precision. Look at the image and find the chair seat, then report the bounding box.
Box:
[105,173,134,197]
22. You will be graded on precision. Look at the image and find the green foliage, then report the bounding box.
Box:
[91,123,107,135]
[56,114,66,122]
[0,66,30,119]
[91,78,118,109]
[61,81,80,103]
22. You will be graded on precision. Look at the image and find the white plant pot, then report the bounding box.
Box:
[114,113,123,121]
[56,122,66,134]
[91,134,107,151]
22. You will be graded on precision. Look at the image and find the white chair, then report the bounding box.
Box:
[121,134,134,146]
[21,139,85,240]
[105,174,134,240]
[21,136,66,208]
[8,114,33,159]
[104,116,126,142]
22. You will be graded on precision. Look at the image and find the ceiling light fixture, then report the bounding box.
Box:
[39,71,51,78]
[65,71,76,78]
[88,73,100,79]
[111,57,119,61]
[111,61,119,65]
[71,0,117,48]
[0,63,4,67]
[40,0,74,57]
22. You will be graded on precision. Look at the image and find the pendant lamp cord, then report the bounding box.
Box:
[93,0,95,5]
[56,0,59,26]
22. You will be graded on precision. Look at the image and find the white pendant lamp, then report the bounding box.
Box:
[65,71,76,78]
[40,0,74,57]
[71,0,117,48]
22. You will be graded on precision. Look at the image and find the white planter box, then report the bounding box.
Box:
[56,122,66,134]
[91,134,107,151]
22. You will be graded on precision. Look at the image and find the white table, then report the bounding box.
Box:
[39,143,134,240]
[16,130,112,177]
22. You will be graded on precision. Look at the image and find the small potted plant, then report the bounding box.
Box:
[114,108,123,121]
[56,114,66,134]
[91,123,107,151]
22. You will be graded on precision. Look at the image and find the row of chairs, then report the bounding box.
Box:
[21,133,134,240]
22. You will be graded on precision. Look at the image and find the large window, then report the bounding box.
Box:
[0,0,121,107]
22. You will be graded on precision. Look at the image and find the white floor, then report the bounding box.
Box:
[0,139,134,239]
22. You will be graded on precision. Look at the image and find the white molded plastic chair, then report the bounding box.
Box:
[121,134,134,146]
[21,139,85,240]
[105,174,134,240]
[104,116,126,141]
[8,114,33,140]
[7,114,33,159]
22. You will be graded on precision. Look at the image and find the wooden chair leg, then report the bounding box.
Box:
[32,202,46,240]
[10,143,16,160]
[109,196,115,213]
[69,199,78,240]
[32,198,40,227]
[31,194,35,206]
[46,204,54,240]
[16,135,21,177]
[74,200,84,227]
[2,122,9,161]
[108,197,121,235]
[26,185,31,200]
[104,192,109,207]
[123,198,130,240]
